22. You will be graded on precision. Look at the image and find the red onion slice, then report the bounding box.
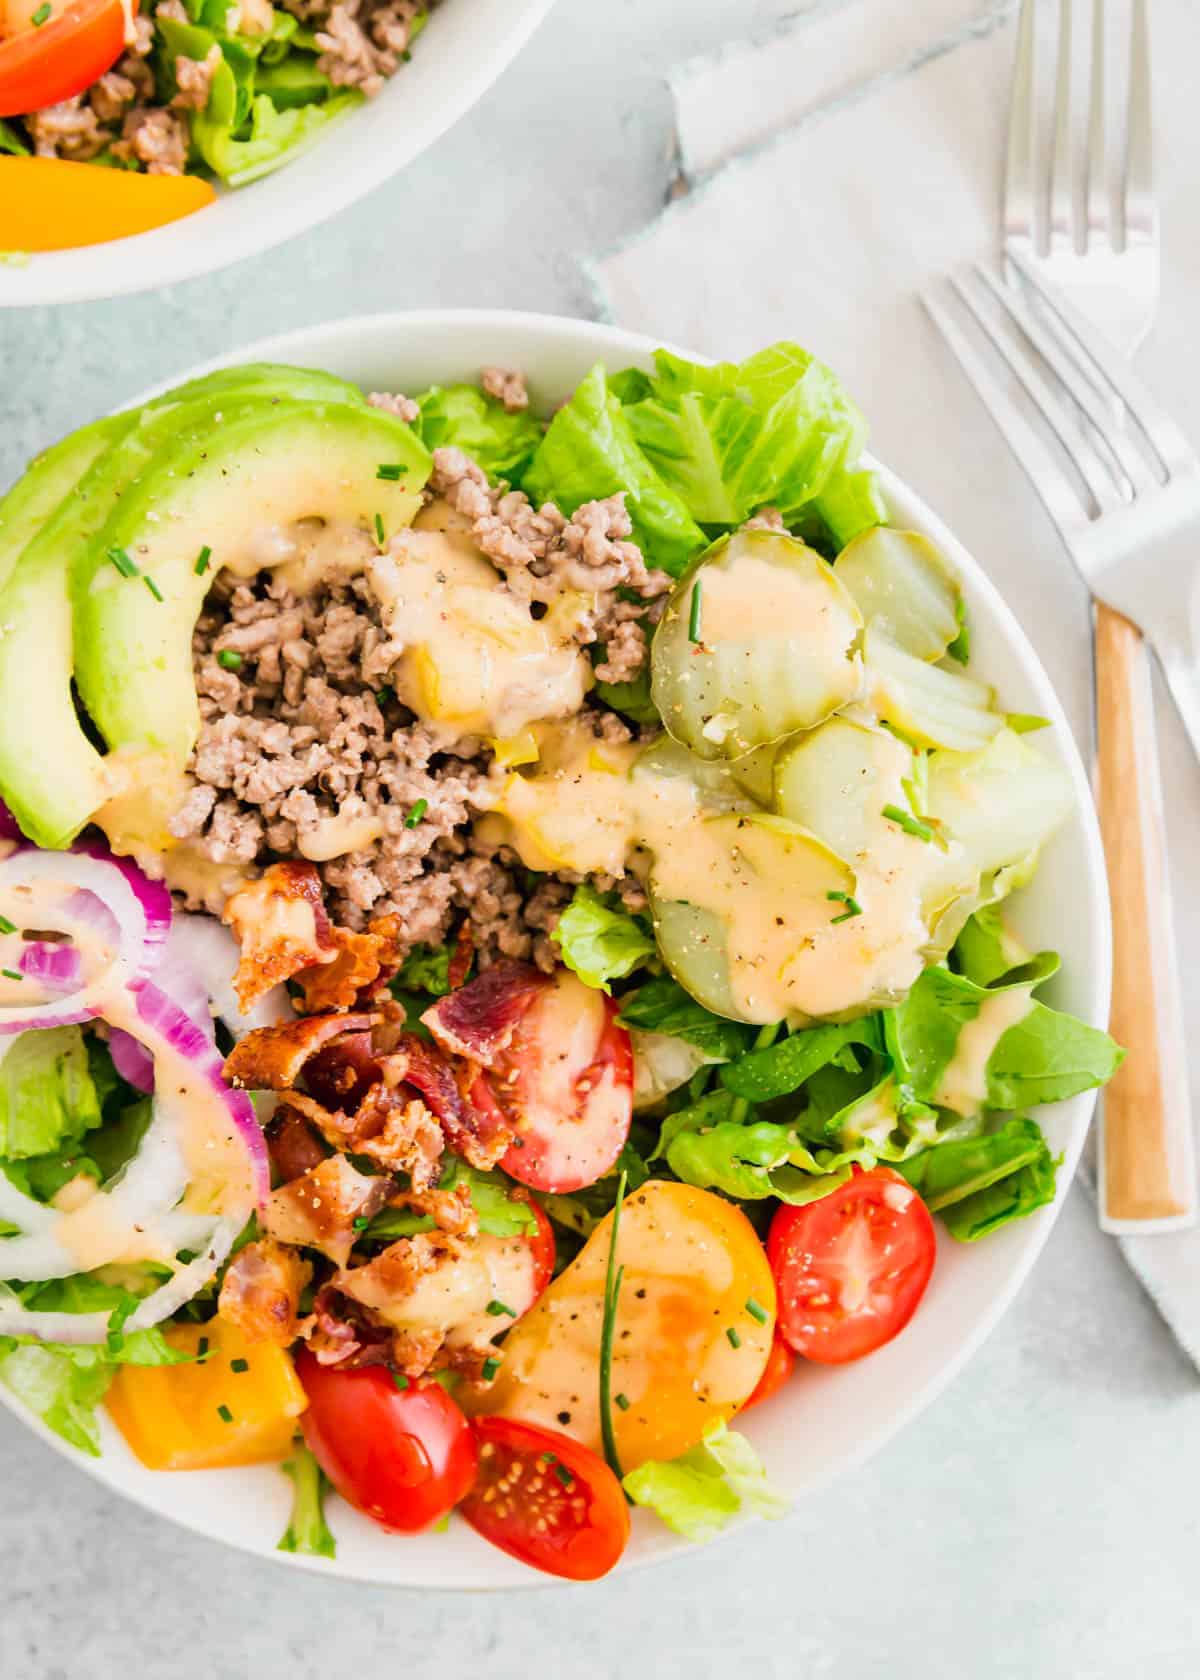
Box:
[18,941,82,992]
[106,1028,156,1094]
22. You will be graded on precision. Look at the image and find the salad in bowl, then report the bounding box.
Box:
[0,320,1120,1583]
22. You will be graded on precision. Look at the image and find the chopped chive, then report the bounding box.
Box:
[486,1299,516,1318]
[352,1215,370,1231]
[197,1335,209,1360]
[881,803,934,843]
[614,1392,631,1411]
[217,649,243,672]
[393,1372,409,1391]
[598,1168,628,1481]
[1,967,22,981]
[106,545,138,578]
[726,1325,742,1349]
[687,579,703,644]
[745,1298,769,1324]
[374,513,385,544]
[142,574,164,603]
[0,916,15,934]
[553,1462,573,1489]
[826,889,863,924]
[217,1403,233,1422]
[32,3,50,23]
[230,1357,249,1374]
[194,545,212,576]
[405,797,428,828]
[376,463,404,481]
[481,1356,500,1382]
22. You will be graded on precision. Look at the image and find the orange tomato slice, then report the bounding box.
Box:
[0,156,215,251]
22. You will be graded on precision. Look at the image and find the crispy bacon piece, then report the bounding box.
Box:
[217,1237,312,1346]
[333,1231,467,1322]
[281,1087,446,1191]
[303,1030,381,1114]
[223,862,336,1011]
[388,1032,514,1172]
[389,1179,479,1239]
[447,920,475,992]
[266,1108,329,1184]
[306,1283,393,1369]
[421,960,547,1067]
[223,1011,379,1090]
[295,916,407,1014]
[262,1154,394,1267]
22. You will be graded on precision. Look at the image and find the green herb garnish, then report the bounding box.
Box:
[726,1326,742,1349]
[374,513,385,544]
[688,580,703,644]
[1,968,22,981]
[598,1169,628,1481]
[106,545,138,578]
[217,1404,233,1422]
[217,649,243,672]
[881,803,934,843]
[393,1372,409,1391]
[197,1336,209,1360]
[230,1358,249,1374]
[826,890,863,923]
[0,916,15,935]
[615,1392,631,1411]
[142,575,164,603]
[745,1298,768,1324]
[553,1461,574,1489]
[481,1356,500,1382]
[32,3,50,24]
[376,463,405,481]
[405,798,428,828]
[352,1216,370,1231]
[486,1299,516,1318]
[194,545,212,576]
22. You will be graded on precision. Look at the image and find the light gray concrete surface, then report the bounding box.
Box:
[1,2,1199,1675]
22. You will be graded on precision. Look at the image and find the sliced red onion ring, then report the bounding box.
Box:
[18,941,82,992]
[106,1029,156,1094]
[0,848,171,1035]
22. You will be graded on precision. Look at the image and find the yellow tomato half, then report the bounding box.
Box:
[469,1179,776,1470]
[106,1318,307,1471]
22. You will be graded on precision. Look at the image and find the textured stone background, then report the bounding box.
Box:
[2,2,1199,1674]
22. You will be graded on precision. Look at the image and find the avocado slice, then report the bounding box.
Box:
[0,366,373,847]
[74,398,431,768]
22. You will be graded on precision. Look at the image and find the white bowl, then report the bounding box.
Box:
[0,1,555,308]
[0,310,1112,1588]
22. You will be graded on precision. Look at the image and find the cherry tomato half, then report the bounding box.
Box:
[739,1333,796,1412]
[523,1196,557,1300]
[460,1417,630,1581]
[0,0,136,117]
[767,1167,936,1365]
[480,968,633,1195]
[295,1353,477,1533]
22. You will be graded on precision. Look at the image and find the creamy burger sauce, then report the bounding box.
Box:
[933,986,1035,1116]
[484,722,972,1025]
[0,879,254,1275]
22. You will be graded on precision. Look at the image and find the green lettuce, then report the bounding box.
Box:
[278,1442,337,1559]
[720,1017,882,1102]
[592,664,660,727]
[0,1025,101,1160]
[390,941,453,999]
[413,384,543,481]
[365,1161,537,1241]
[194,88,363,186]
[951,904,1038,987]
[551,885,656,992]
[623,1420,788,1543]
[619,976,753,1063]
[524,364,707,576]
[900,1118,1059,1241]
[622,344,886,547]
[0,1279,188,1456]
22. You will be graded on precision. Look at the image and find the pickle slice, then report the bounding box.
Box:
[835,527,961,661]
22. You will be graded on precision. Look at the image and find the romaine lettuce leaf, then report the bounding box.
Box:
[523,364,707,577]
[193,76,363,186]
[278,1441,336,1558]
[592,664,660,727]
[951,904,1037,987]
[412,384,543,482]
[551,884,656,992]
[619,976,753,1063]
[390,941,453,998]
[365,1160,537,1241]
[0,1025,102,1161]
[901,1118,1060,1240]
[623,1420,787,1542]
[720,1017,882,1102]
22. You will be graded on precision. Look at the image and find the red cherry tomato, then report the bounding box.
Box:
[740,1333,796,1412]
[295,1353,478,1533]
[0,0,136,117]
[478,969,633,1194]
[767,1167,936,1365]
[460,1418,630,1581]
[523,1197,557,1300]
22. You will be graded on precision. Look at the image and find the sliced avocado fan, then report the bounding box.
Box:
[0,366,426,848]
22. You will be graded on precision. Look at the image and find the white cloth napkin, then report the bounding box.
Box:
[585,0,1200,1366]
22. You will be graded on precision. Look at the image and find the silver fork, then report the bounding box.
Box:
[923,0,1198,1234]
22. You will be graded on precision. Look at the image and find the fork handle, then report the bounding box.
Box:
[1095,603,1196,1230]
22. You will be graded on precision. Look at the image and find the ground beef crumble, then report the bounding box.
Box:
[170,429,665,965]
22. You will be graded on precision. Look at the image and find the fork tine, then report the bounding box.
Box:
[950,268,1121,514]
[1085,0,1109,249]
[973,264,1155,495]
[922,283,1091,547]
[1004,0,1038,248]
[1124,0,1155,245]
[1049,0,1076,251]
[1007,248,1195,476]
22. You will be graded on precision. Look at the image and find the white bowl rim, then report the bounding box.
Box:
[0,308,1112,1591]
[0,0,556,309]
